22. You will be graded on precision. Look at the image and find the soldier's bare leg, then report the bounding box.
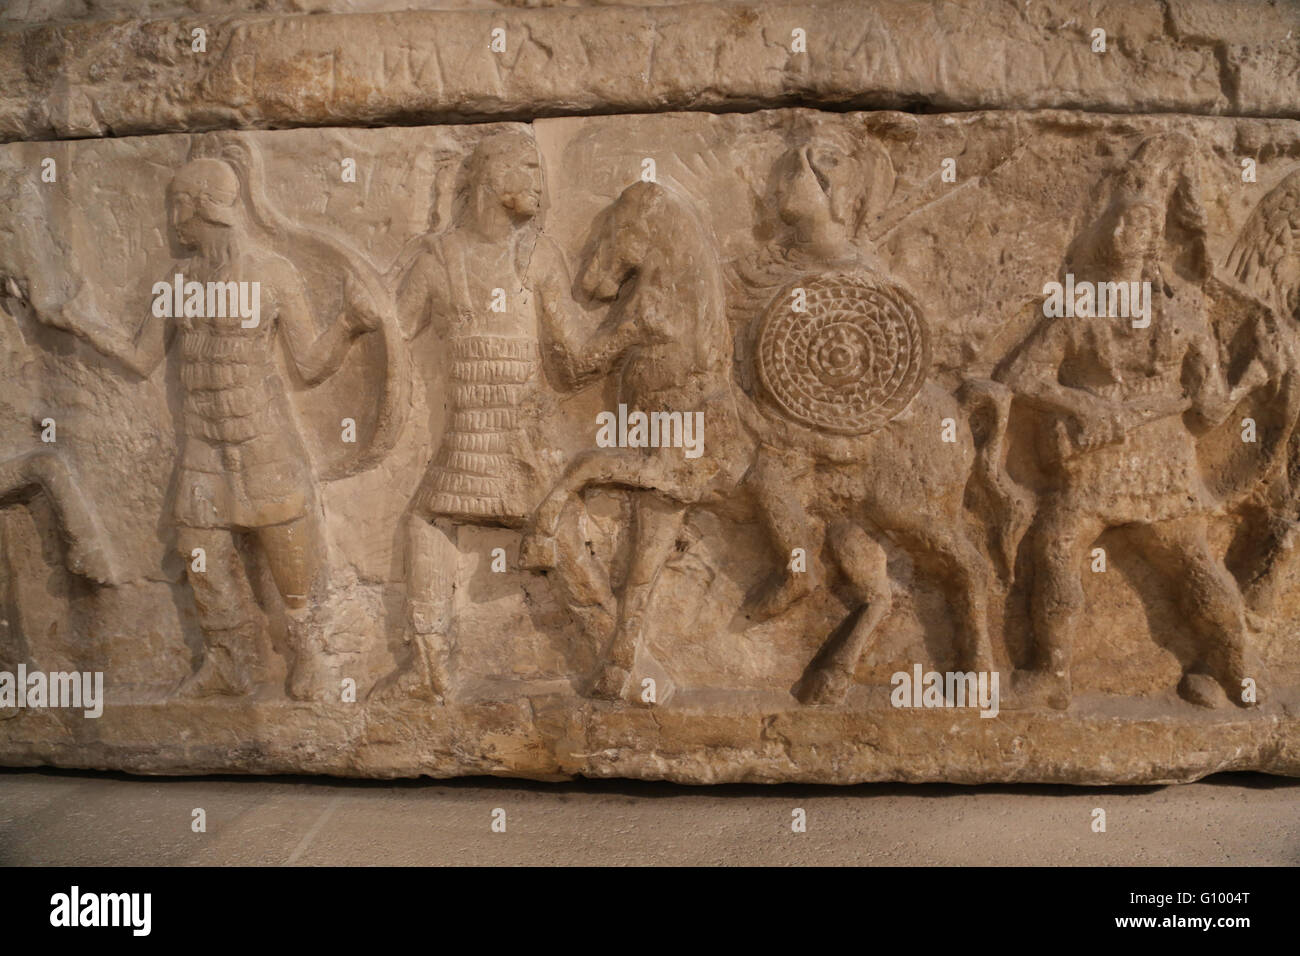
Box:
[176,525,261,697]
[411,515,457,697]
[372,513,455,702]
[1017,502,1105,710]
[1130,517,1257,708]
[257,516,330,701]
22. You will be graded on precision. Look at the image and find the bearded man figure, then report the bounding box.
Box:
[997,139,1277,710]
[373,131,546,702]
[30,155,383,701]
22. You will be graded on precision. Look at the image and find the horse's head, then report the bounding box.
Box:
[578,181,669,302]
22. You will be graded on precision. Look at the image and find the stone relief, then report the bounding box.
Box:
[523,178,738,705]
[376,129,545,704]
[2,107,1300,783]
[997,133,1289,711]
[3,134,401,703]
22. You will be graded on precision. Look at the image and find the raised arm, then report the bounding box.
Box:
[995,314,1093,417]
[536,272,642,392]
[275,261,377,387]
[32,278,169,378]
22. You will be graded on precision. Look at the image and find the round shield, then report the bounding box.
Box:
[756,271,931,435]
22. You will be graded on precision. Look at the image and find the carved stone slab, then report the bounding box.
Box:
[2,106,1300,784]
[2,1,1297,143]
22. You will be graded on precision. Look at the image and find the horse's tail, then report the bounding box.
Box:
[957,378,1034,584]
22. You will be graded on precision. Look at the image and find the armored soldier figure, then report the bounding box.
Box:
[374,130,545,701]
[729,126,893,620]
[32,156,381,700]
[998,153,1275,709]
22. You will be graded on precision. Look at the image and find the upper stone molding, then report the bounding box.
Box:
[1,0,1297,144]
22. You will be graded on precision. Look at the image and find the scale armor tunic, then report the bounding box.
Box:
[398,223,544,527]
[412,334,539,524]
[1053,299,1212,526]
[172,303,311,530]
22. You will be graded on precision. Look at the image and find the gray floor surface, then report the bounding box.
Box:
[1,769,1296,866]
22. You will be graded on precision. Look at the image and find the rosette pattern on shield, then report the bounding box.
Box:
[757,272,931,435]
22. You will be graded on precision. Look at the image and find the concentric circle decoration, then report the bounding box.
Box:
[757,271,930,435]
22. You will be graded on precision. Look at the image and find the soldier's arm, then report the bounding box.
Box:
[537,277,640,392]
[37,280,170,378]
[996,317,1103,418]
[1184,330,1267,431]
[276,261,369,387]
[396,252,438,342]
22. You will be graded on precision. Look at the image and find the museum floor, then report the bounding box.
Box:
[2,770,1295,866]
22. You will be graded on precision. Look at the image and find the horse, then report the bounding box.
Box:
[522,180,1024,705]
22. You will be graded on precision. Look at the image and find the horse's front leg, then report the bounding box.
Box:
[520,449,678,570]
[589,490,686,704]
[794,522,891,705]
[520,450,610,570]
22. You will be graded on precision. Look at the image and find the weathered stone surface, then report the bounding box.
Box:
[4,0,1300,786]
[1,1,1298,144]
[3,103,1300,783]
[3,696,1297,785]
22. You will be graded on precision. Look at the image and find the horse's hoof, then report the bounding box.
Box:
[368,662,444,705]
[589,663,632,701]
[1177,672,1230,709]
[519,532,558,571]
[795,666,850,706]
[69,544,118,586]
[286,658,335,703]
[1011,670,1071,711]
[745,570,820,622]
[633,662,676,706]
[590,665,674,705]
[175,659,251,699]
